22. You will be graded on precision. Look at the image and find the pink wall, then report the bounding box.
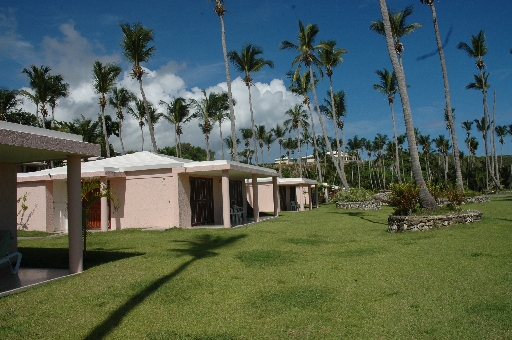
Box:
[16,180,53,232]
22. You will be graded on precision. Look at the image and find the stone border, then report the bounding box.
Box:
[336,200,381,210]
[388,210,482,233]
[465,195,490,204]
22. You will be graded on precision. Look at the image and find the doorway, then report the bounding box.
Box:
[190,177,214,226]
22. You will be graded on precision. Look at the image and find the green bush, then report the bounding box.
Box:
[334,188,374,203]
[426,182,444,203]
[464,189,481,197]
[389,182,420,216]
[445,184,466,208]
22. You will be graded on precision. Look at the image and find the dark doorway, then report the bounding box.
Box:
[279,186,287,211]
[229,180,243,207]
[190,177,214,226]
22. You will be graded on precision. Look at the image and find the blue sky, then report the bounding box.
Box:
[1,0,511,159]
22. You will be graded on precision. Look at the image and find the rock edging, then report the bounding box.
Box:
[388,210,482,233]
[336,200,381,210]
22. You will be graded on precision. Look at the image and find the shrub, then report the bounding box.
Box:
[464,189,481,197]
[426,182,443,203]
[334,188,374,203]
[388,182,420,216]
[445,184,466,209]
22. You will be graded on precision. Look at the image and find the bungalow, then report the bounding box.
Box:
[17,151,279,231]
[246,177,319,212]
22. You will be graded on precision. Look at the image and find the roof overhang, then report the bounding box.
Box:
[183,160,278,180]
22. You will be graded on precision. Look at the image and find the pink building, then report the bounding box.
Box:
[246,177,319,212]
[17,152,279,231]
[1,122,100,274]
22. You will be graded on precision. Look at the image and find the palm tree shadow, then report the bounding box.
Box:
[85,233,246,340]
[346,211,386,225]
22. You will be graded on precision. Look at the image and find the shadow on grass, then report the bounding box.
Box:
[18,247,144,270]
[84,233,246,340]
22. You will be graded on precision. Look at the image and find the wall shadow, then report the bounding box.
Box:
[84,233,247,340]
[18,247,144,270]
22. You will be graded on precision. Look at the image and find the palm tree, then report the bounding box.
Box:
[272,124,286,176]
[228,44,274,164]
[318,40,348,176]
[92,60,122,158]
[433,134,451,182]
[109,87,136,155]
[240,127,254,163]
[202,91,231,160]
[370,5,422,64]
[47,74,69,128]
[263,131,276,164]
[284,104,309,178]
[191,90,222,161]
[21,65,52,127]
[420,0,463,190]
[495,125,508,167]
[347,135,364,188]
[474,116,490,189]
[373,68,401,182]
[127,99,150,151]
[120,22,158,152]
[56,115,101,144]
[160,97,191,158]
[289,70,323,183]
[280,21,349,189]
[255,125,267,165]
[376,0,437,209]
[417,134,432,182]
[223,135,240,161]
[211,0,238,161]
[0,88,22,121]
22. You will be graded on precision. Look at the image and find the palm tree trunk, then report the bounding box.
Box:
[378,0,437,209]
[297,128,303,178]
[205,133,210,161]
[219,121,224,160]
[119,118,126,155]
[174,124,179,156]
[138,79,158,152]
[327,75,345,173]
[140,126,144,151]
[305,104,323,185]
[278,142,283,176]
[219,14,238,161]
[246,84,258,165]
[390,104,401,182]
[492,90,500,183]
[309,66,349,189]
[100,101,110,158]
[428,3,463,190]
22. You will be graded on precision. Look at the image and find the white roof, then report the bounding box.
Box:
[246,177,319,186]
[18,151,186,178]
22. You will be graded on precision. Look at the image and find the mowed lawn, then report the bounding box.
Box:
[1,196,511,339]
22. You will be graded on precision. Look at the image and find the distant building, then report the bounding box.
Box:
[301,151,356,163]
[274,156,297,164]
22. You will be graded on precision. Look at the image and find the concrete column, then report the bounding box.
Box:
[315,185,319,209]
[252,174,259,222]
[286,186,290,211]
[0,163,17,253]
[67,155,82,274]
[308,184,312,210]
[222,170,230,228]
[299,186,304,211]
[100,178,109,232]
[272,176,278,217]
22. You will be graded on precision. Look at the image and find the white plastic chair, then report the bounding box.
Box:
[0,230,22,275]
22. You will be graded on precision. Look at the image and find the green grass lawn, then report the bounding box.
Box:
[1,196,511,339]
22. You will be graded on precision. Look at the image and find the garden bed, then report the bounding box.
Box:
[336,200,381,210]
[388,210,482,233]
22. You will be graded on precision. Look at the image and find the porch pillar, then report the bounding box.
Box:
[67,155,82,274]
[252,174,259,222]
[222,170,230,228]
[272,176,278,217]
[308,184,312,210]
[299,186,304,211]
[286,186,290,211]
[0,163,17,253]
[315,184,319,208]
[100,178,108,232]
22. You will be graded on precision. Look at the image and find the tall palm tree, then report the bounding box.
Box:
[376,0,437,209]
[347,135,364,188]
[263,131,276,165]
[212,92,231,160]
[211,0,238,161]
[127,99,150,151]
[48,74,69,128]
[373,68,401,182]
[420,0,463,190]
[495,125,508,167]
[120,22,158,152]
[474,116,490,190]
[462,120,473,154]
[0,88,22,121]
[433,134,451,182]
[109,87,136,155]
[160,97,191,158]
[92,60,122,158]
[289,70,323,184]
[370,5,422,64]
[417,134,432,182]
[223,135,240,161]
[228,44,274,164]
[255,125,267,165]
[280,21,349,189]
[284,104,309,178]
[240,127,254,163]
[272,124,286,176]
[191,90,226,161]
[318,40,348,175]
[21,65,52,127]
[57,115,101,144]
